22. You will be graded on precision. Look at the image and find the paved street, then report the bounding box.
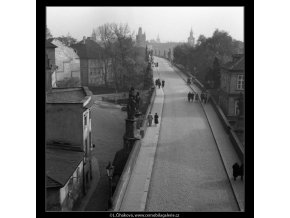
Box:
[83,100,126,211]
[145,57,239,211]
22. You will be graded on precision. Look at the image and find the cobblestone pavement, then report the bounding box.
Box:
[145,57,239,212]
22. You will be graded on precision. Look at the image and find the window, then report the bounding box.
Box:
[237,75,244,90]
[84,115,87,126]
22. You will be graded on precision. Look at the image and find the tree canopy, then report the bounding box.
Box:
[55,33,77,46]
[173,29,244,84]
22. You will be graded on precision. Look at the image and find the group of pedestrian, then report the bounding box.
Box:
[147,112,159,127]
[155,79,165,89]
[200,92,208,104]
[187,92,199,102]
[232,162,244,181]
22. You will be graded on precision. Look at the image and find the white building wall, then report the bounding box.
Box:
[52,39,81,82]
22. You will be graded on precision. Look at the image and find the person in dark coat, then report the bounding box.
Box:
[195,93,199,101]
[192,92,195,102]
[204,93,207,104]
[158,80,161,88]
[147,113,153,126]
[162,80,165,88]
[187,92,191,102]
[154,113,159,125]
[232,162,240,181]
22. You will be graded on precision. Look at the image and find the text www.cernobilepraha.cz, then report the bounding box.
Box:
[110,213,180,218]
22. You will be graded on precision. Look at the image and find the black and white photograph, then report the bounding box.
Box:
[44,6,247,213]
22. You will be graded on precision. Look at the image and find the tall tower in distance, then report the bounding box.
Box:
[136,27,146,47]
[188,28,195,47]
[156,34,160,43]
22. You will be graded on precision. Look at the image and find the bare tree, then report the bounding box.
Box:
[95,23,147,91]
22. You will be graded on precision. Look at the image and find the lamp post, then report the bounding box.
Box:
[106,161,114,209]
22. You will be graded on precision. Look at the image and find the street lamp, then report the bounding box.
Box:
[106,161,115,209]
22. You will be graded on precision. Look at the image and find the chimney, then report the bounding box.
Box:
[83,36,87,44]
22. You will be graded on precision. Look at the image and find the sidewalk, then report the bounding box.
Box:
[119,71,164,211]
[203,103,245,211]
[172,63,245,211]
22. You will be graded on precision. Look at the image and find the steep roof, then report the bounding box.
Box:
[46,147,84,188]
[46,87,92,105]
[71,39,103,59]
[46,39,57,48]
[222,55,244,72]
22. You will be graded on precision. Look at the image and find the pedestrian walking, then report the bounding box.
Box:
[204,93,208,104]
[147,113,153,126]
[232,162,240,181]
[154,113,159,125]
[195,93,199,102]
[162,80,165,88]
[191,92,195,102]
[156,79,161,89]
[187,92,191,102]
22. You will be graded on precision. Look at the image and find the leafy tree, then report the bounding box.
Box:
[55,33,77,46]
[145,45,149,62]
[46,27,53,39]
[94,23,147,90]
[196,34,206,45]
[143,62,153,89]
[173,29,243,84]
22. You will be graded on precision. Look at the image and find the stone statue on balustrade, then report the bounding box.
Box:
[135,92,141,113]
[127,92,136,120]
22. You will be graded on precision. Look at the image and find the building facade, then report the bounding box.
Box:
[46,86,94,211]
[219,54,245,124]
[50,39,81,83]
[71,37,113,87]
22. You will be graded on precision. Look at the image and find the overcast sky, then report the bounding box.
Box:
[46,7,243,43]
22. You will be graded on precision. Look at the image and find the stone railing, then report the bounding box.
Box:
[210,97,244,161]
[110,87,156,211]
